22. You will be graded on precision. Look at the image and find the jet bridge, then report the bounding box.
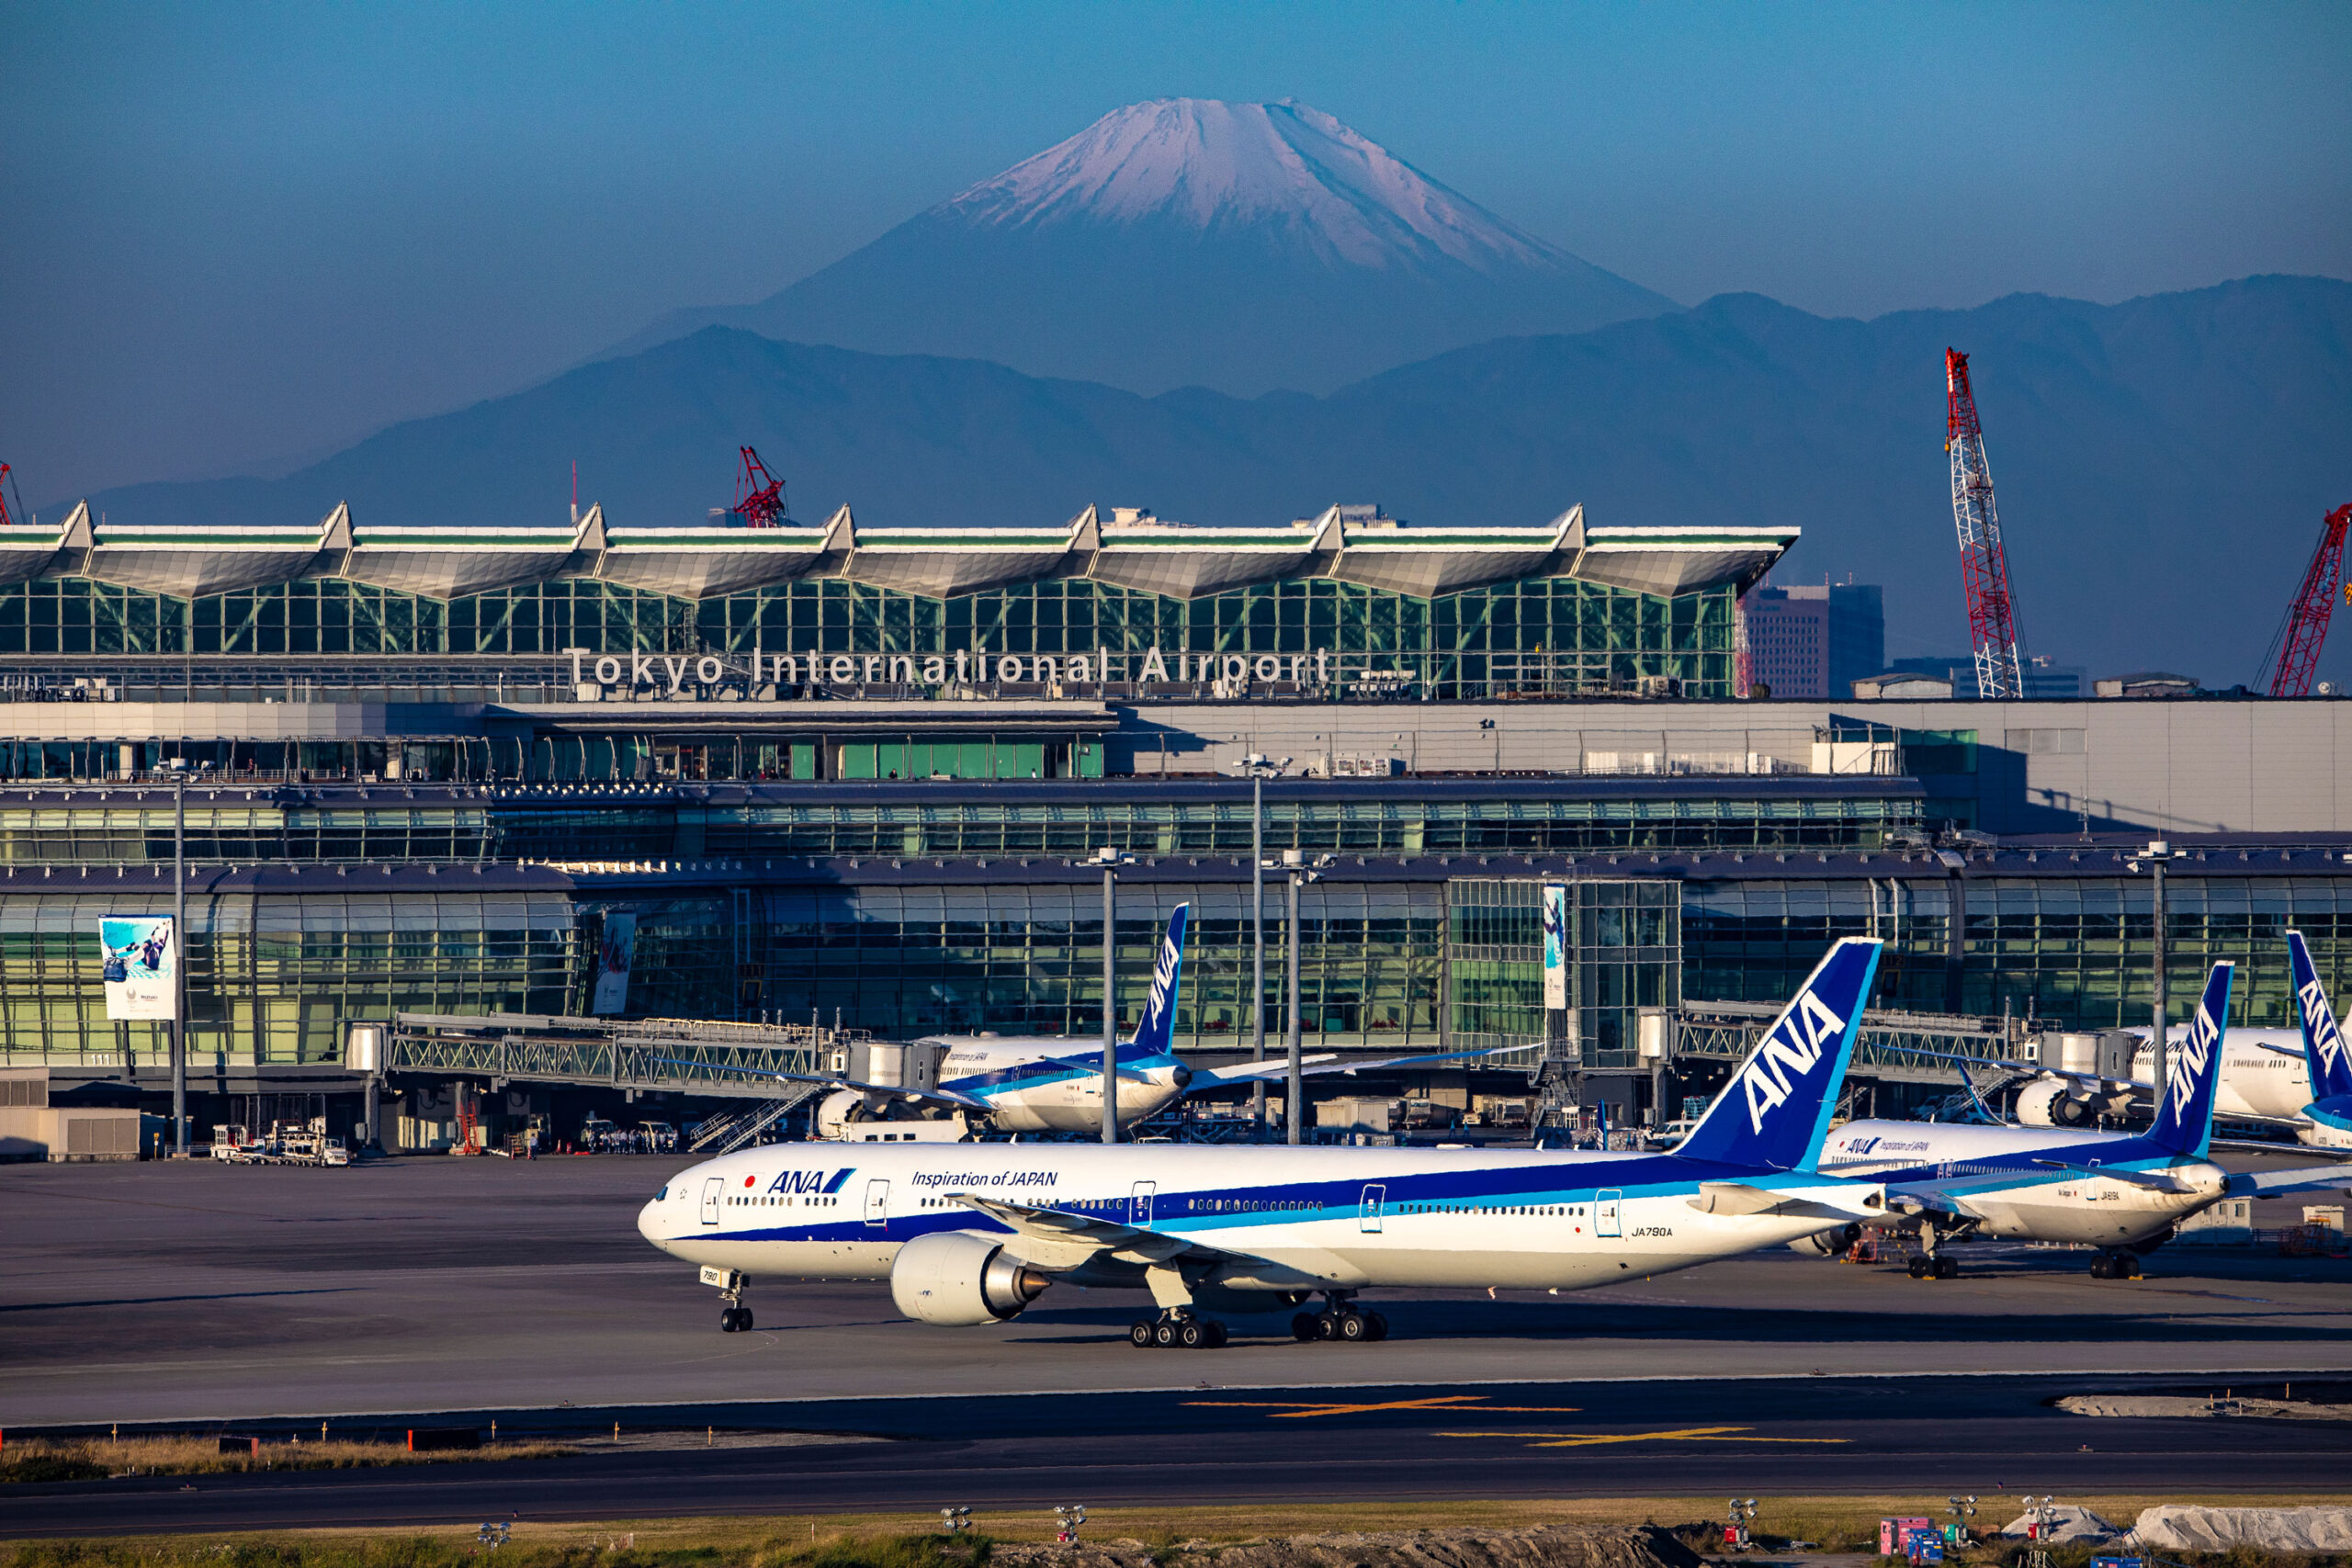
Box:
[1662,998,2047,1088]
[382,1012,869,1101]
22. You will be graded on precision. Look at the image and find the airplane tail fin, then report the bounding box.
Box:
[1673,938,1882,1172]
[2145,960,2234,1158]
[2288,930,2352,1101]
[1123,904,1190,1060]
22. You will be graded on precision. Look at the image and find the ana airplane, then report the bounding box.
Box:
[2284,930,2352,1149]
[1960,931,2350,1150]
[638,938,1892,1346]
[775,906,1505,1139]
[1820,960,2347,1280]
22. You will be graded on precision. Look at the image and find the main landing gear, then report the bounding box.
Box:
[1906,1254,1961,1280]
[1128,1311,1227,1349]
[2090,1249,2144,1280]
[1290,1293,1388,1343]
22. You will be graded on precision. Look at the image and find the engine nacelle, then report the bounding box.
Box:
[1789,1223,1863,1256]
[2013,1077,2096,1128]
[888,1229,1051,1326]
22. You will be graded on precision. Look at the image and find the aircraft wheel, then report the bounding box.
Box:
[1152,1318,1182,1348]
[718,1307,741,1332]
[1290,1313,1319,1342]
[1178,1319,1207,1349]
[1934,1256,1960,1280]
[2089,1256,2113,1280]
[2125,1256,2144,1280]
[1336,1311,1369,1342]
[1315,1312,1342,1340]
[1128,1319,1157,1348]
[1204,1320,1229,1348]
[1363,1312,1389,1343]
[1906,1256,1930,1280]
[736,1306,754,1330]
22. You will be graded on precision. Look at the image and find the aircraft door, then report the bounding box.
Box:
[1596,1189,1623,1238]
[1360,1183,1386,1233]
[864,1178,891,1229]
[699,1176,722,1225]
[1129,1181,1156,1226]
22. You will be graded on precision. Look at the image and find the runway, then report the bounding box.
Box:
[5,1154,2349,1537]
[6,1157,2349,1429]
[5,1372,2352,1537]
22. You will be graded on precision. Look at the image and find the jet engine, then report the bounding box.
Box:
[2013,1077,2097,1128]
[888,1230,1051,1326]
[1789,1223,1864,1256]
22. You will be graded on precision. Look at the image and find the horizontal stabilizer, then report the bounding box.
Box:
[2027,1157,2194,1194]
[1685,1180,1882,1223]
[2226,1166,2352,1199]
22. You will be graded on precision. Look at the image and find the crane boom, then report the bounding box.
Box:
[2264,502,2352,697]
[1945,349,2028,698]
[732,446,786,528]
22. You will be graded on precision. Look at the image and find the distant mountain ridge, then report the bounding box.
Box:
[603,97,1676,396]
[78,274,2352,680]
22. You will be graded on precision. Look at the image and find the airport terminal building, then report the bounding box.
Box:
[5,499,2352,1145]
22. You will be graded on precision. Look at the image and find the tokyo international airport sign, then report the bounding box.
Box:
[100,916,178,1021]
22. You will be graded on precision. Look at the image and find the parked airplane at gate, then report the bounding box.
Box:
[638,938,1892,1346]
[1964,931,2351,1150]
[768,906,1504,1139]
[2284,930,2352,1149]
[1820,960,2348,1280]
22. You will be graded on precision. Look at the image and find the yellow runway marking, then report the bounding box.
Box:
[1184,1395,1582,1418]
[1438,1426,1849,1449]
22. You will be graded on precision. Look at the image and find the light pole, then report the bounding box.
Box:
[2128,839,2177,1103]
[1264,847,1332,1145]
[1229,754,1287,1140]
[1080,844,1135,1144]
[172,768,187,1156]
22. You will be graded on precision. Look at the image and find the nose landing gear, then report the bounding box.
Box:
[701,1265,755,1331]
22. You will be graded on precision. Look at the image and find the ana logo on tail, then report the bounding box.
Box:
[2288,931,2349,1097]
[1128,905,1190,1052]
[2171,998,2223,1122]
[1741,987,1849,1133]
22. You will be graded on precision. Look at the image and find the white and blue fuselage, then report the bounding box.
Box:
[638,1140,1882,1294]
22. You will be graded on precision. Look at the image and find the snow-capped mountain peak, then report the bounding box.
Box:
[940,97,1567,274]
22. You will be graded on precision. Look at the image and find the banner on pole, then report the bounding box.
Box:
[591,912,638,1015]
[1541,884,1568,1011]
[101,916,178,1021]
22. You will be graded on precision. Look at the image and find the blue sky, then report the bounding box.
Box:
[5,0,2346,497]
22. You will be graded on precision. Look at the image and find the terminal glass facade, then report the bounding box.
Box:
[0,789,1921,866]
[0,574,1739,698]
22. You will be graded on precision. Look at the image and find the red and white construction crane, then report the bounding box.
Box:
[2262,502,2352,696]
[0,462,22,528]
[1944,349,2029,698]
[731,446,787,527]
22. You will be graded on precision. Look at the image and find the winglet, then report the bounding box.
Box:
[1123,904,1189,1061]
[2146,960,2233,1158]
[2288,931,2352,1101]
[1673,937,1882,1173]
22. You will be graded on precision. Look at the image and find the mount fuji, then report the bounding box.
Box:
[607,97,1676,395]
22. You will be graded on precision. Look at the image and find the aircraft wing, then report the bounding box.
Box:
[2226,1166,2352,1198]
[1891,1045,2152,1096]
[2212,1137,2352,1161]
[1880,1184,1989,1224]
[1183,1045,1519,1090]
[650,1057,991,1112]
[944,1193,1255,1270]
[1684,1180,1883,1223]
